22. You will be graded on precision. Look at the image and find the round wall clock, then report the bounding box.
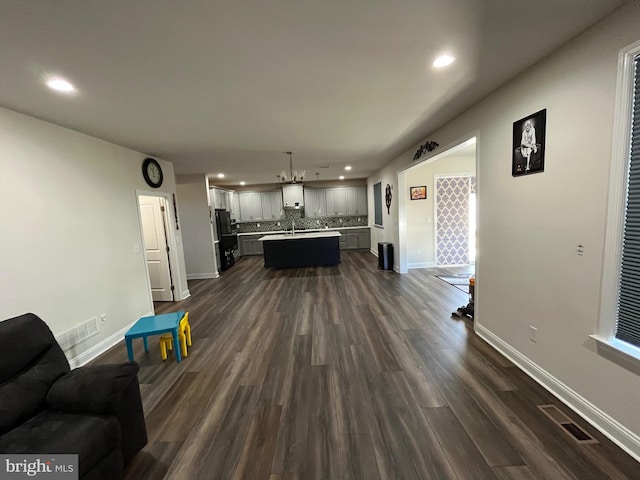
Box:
[142,158,163,188]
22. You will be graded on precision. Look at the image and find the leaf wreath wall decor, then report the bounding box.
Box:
[413,141,439,161]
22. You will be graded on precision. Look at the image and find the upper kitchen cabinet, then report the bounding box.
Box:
[282,184,304,208]
[305,186,367,217]
[261,191,284,220]
[238,192,263,221]
[229,191,239,220]
[325,187,347,216]
[304,188,326,218]
[238,190,284,222]
[346,186,367,215]
[210,187,235,212]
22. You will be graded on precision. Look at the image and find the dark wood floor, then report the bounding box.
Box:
[95,251,639,480]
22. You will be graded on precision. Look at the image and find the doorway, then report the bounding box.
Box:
[138,195,174,302]
[397,135,477,274]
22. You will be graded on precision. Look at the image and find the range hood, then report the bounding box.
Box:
[282,184,304,209]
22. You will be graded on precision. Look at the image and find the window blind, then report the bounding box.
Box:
[616,54,640,347]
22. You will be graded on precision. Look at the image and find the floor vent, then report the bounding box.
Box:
[537,405,598,444]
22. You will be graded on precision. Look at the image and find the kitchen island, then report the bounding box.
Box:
[259,231,341,268]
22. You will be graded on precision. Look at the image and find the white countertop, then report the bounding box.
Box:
[259,231,342,241]
[240,226,368,236]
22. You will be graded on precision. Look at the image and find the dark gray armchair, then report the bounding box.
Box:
[0,313,147,480]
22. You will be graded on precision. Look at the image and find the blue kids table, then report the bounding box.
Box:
[125,311,186,363]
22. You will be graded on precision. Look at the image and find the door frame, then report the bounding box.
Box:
[397,132,479,274]
[135,190,182,306]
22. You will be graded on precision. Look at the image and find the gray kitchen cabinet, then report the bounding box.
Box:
[239,192,263,221]
[239,234,264,255]
[325,187,347,216]
[356,229,371,249]
[346,187,367,215]
[336,228,370,250]
[346,233,359,249]
[326,186,365,216]
[211,187,235,211]
[261,191,283,220]
[282,184,304,207]
[229,192,239,220]
[304,188,326,218]
[337,230,348,250]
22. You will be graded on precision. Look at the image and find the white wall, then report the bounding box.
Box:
[370,2,640,459]
[176,174,219,279]
[0,107,188,365]
[405,154,475,267]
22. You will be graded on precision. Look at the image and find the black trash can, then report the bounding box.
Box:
[378,242,394,270]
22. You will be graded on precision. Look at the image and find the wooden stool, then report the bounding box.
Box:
[159,312,191,360]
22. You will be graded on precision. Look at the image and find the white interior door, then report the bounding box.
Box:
[139,195,174,302]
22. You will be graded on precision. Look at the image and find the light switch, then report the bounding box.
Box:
[133,243,141,253]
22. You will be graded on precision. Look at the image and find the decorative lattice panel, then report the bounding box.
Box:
[436,175,475,265]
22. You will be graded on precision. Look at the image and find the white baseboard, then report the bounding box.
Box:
[187,272,220,280]
[179,289,191,300]
[67,309,154,368]
[475,324,640,463]
[370,248,378,257]
[408,261,436,269]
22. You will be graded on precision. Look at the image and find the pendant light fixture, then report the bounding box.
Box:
[278,151,305,183]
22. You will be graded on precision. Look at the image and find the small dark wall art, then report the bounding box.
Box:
[512,108,546,176]
[410,186,427,200]
[385,184,392,214]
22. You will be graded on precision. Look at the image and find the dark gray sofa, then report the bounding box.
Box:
[0,313,147,479]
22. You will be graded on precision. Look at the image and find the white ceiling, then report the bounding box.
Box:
[0,0,625,185]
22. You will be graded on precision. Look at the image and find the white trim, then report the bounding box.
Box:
[477,324,640,463]
[598,41,640,342]
[66,312,153,368]
[181,289,191,299]
[590,335,640,370]
[187,272,220,280]
[407,261,436,269]
[370,248,378,257]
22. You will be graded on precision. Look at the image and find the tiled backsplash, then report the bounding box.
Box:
[237,210,368,233]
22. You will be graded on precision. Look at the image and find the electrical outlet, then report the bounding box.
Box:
[257,223,260,228]
[101,313,107,324]
[529,325,538,343]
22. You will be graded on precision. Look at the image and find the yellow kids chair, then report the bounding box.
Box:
[159,312,192,360]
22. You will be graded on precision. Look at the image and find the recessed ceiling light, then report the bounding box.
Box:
[433,54,455,68]
[339,175,345,180]
[217,173,225,178]
[46,76,76,93]
[345,166,352,171]
[240,181,246,186]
